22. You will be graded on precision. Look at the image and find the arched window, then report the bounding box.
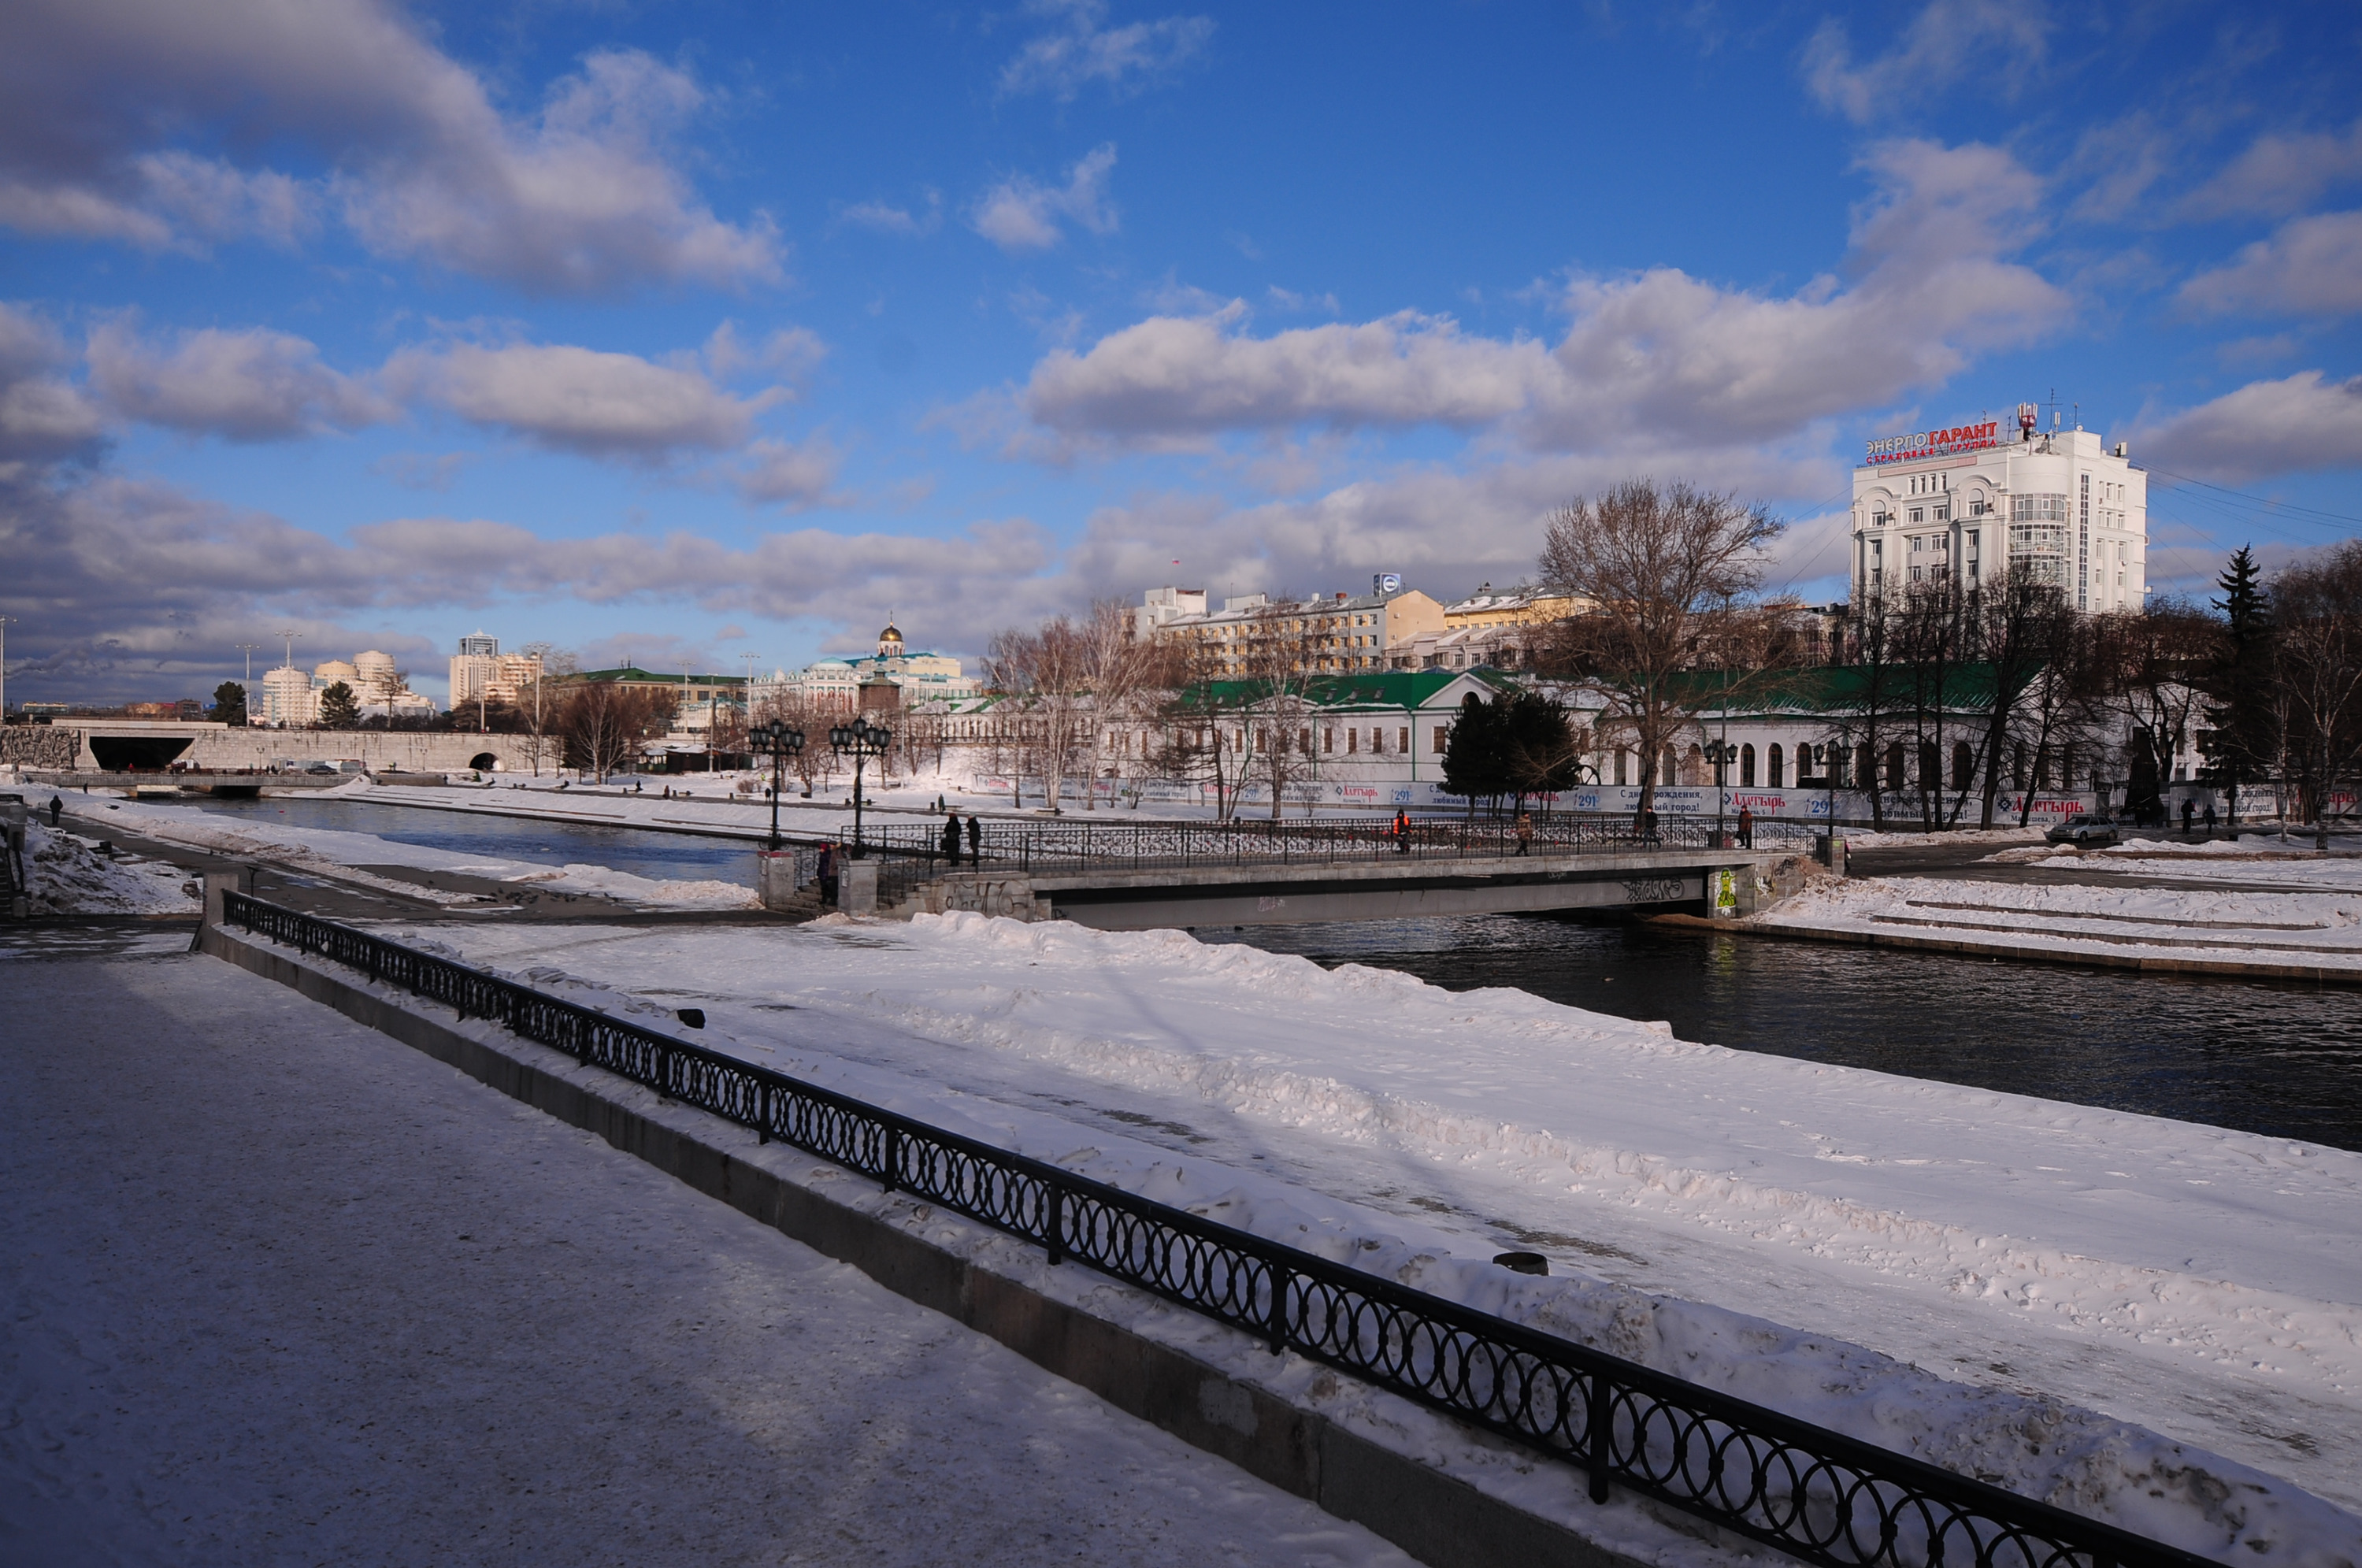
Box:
[1740,743,1756,786]
[1886,742,1906,791]
[1614,747,1629,786]
[1919,742,1939,788]
[1767,743,1784,788]
[1853,743,1870,788]
[1952,740,1975,789]
[1683,743,1705,786]
[1660,746,1678,787]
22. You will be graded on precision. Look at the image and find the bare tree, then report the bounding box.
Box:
[556,683,676,781]
[1964,569,2074,828]
[1076,598,1162,810]
[2088,601,2221,828]
[1233,598,1330,819]
[2272,540,2362,847]
[1536,480,1782,828]
[985,620,1089,810]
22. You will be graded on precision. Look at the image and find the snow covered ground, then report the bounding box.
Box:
[366,910,2362,1558]
[18,819,202,915]
[2028,844,2362,896]
[1752,873,2362,971]
[56,793,758,910]
[0,940,1406,1567]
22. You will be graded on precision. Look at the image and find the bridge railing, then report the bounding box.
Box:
[842,814,1819,877]
[222,888,2210,1568]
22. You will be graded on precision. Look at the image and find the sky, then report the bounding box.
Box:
[2,0,2360,705]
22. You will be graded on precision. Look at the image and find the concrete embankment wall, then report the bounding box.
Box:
[196,913,1690,1568]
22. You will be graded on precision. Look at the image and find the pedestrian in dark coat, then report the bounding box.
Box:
[940,814,962,866]
[1737,806,1754,848]
[2182,797,2196,836]
[48,795,63,827]
[966,814,982,860]
[2204,801,2218,836]
[1643,806,1659,842]
[817,843,839,906]
[1513,810,1533,856]
[1392,807,1410,854]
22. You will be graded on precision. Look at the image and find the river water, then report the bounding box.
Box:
[187,795,2362,1152]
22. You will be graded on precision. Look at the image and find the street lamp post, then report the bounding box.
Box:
[1705,739,1737,844]
[829,715,892,858]
[751,718,805,850]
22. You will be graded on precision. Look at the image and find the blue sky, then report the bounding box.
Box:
[3,0,2359,702]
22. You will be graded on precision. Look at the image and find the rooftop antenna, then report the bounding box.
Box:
[2072,402,2080,432]
[2048,387,2060,432]
[276,628,300,670]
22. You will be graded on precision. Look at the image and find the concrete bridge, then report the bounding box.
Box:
[2,722,534,776]
[908,847,1814,929]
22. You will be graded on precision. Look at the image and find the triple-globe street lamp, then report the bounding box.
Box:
[752,719,805,850]
[829,715,892,858]
[1704,738,1738,844]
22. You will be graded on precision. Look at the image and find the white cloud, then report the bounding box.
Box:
[830,192,942,237]
[2141,371,2362,482]
[731,433,842,508]
[2178,119,2362,221]
[1013,141,2067,455]
[1800,1,2049,125]
[972,145,1118,252]
[384,340,789,459]
[2178,211,2362,318]
[87,317,394,441]
[0,2,780,293]
[0,304,106,468]
[998,0,1213,102]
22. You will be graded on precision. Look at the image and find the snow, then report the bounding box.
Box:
[1753,873,2362,969]
[56,792,758,910]
[1836,825,2052,849]
[18,820,202,915]
[0,940,1408,1568]
[369,910,2362,1560]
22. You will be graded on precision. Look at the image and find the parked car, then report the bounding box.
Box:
[303,763,339,776]
[2045,814,2119,847]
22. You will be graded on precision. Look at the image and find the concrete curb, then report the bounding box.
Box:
[1725,917,2362,985]
[197,921,1686,1568]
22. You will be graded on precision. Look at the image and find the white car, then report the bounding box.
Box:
[2045,814,2119,847]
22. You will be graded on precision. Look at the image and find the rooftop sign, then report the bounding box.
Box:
[1865,419,2000,465]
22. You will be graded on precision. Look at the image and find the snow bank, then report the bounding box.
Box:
[1755,872,2362,968]
[399,913,2362,1559]
[19,821,200,915]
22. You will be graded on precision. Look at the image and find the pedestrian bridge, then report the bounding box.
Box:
[845,817,1820,929]
[910,847,1808,929]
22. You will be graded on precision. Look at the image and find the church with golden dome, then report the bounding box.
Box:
[749,616,979,714]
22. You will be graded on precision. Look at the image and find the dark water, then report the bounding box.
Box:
[1207,914,2362,1153]
[177,795,2362,1151]
[179,795,758,888]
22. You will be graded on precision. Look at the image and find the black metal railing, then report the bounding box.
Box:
[220,890,2210,1568]
[836,814,1820,879]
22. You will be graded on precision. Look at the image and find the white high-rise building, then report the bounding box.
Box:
[449,632,543,709]
[1851,403,2147,615]
[258,665,317,727]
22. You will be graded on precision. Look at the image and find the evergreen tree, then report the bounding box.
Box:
[1440,691,1507,817]
[211,680,247,726]
[317,680,362,729]
[2202,546,2273,824]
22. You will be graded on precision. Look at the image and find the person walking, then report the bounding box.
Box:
[2203,800,2218,838]
[2182,796,2196,837]
[47,795,62,827]
[1737,805,1754,849]
[1642,806,1659,843]
[966,813,982,862]
[1513,810,1533,856]
[816,842,839,907]
[1392,807,1411,854]
[940,813,962,867]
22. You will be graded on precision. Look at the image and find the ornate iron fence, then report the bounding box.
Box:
[221,890,2209,1568]
[839,813,1819,877]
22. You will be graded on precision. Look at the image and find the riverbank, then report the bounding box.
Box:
[365,908,2362,1546]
